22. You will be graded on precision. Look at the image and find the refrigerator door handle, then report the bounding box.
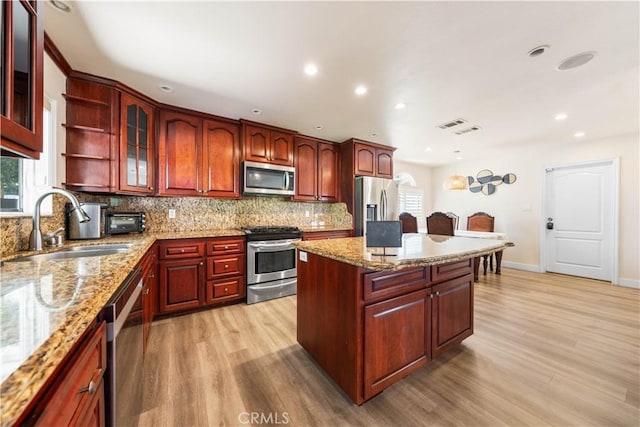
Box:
[381,190,387,221]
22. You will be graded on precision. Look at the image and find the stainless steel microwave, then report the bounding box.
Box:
[243,161,295,196]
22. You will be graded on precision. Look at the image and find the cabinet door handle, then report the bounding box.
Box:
[436,291,440,296]
[79,380,97,395]
[430,294,433,299]
[224,287,228,294]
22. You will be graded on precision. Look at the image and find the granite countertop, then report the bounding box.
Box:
[0,229,243,427]
[299,225,352,233]
[293,234,511,271]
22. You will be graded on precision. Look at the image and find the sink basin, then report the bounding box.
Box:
[7,243,133,263]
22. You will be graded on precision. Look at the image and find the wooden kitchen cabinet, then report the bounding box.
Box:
[1,0,44,159]
[29,321,107,427]
[157,237,245,314]
[63,75,119,193]
[119,92,155,194]
[353,141,394,178]
[241,120,295,166]
[141,244,157,354]
[205,236,246,305]
[158,109,241,198]
[431,272,474,358]
[294,135,340,202]
[158,240,205,314]
[364,288,431,400]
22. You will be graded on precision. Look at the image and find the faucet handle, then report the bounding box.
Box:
[43,228,65,248]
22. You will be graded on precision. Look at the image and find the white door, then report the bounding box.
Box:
[544,161,616,281]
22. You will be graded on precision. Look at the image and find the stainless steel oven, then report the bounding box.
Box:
[244,226,301,304]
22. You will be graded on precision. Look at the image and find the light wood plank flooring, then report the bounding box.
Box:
[139,269,639,426]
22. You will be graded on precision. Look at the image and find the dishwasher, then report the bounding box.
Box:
[102,266,144,427]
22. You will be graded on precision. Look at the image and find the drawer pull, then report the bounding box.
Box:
[180,249,185,253]
[79,380,97,395]
[200,262,204,266]
[224,245,229,250]
[224,287,228,293]
[224,264,229,269]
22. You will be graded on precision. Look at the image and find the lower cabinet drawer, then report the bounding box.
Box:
[206,277,244,303]
[159,241,205,259]
[431,259,472,283]
[207,254,244,279]
[363,267,429,303]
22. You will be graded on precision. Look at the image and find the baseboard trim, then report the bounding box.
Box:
[501,261,541,273]
[617,278,640,289]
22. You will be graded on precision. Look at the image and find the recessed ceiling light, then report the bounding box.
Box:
[528,45,550,57]
[355,85,367,96]
[49,0,71,13]
[395,103,406,110]
[574,131,585,138]
[159,85,174,93]
[304,63,318,76]
[557,51,597,71]
[554,113,568,121]
[315,125,324,130]
[424,147,432,152]
[251,109,262,115]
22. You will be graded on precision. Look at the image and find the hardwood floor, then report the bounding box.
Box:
[139,269,639,426]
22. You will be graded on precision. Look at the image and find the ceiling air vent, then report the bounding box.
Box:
[437,118,466,130]
[454,126,481,135]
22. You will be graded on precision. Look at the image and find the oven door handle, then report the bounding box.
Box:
[248,242,296,249]
[251,278,298,290]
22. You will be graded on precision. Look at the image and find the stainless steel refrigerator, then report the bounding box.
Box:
[354,176,398,236]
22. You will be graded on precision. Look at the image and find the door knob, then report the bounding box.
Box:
[546,217,554,230]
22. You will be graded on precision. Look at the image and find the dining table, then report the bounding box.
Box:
[454,230,512,280]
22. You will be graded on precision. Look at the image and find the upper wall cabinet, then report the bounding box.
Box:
[63,75,119,193]
[0,0,44,159]
[353,141,394,179]
[119,92,155,194]
[241,120,295,166]
[294,135,340,202]
[158,109,240,198]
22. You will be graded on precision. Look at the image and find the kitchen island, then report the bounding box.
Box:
[294,234,510,404]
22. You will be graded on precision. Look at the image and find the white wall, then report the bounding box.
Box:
[431,133,639,285]
[43,53,67,186]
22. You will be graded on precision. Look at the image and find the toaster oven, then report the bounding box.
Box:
[105,212,146,235]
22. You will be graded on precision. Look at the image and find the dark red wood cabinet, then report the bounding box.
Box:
[157,237,246,315]
[0,0,44,159]
[242,121,295,166]
[353,141,394,179]
[294,135,340,202]
[119,92,155,194]
[157,110,240,198]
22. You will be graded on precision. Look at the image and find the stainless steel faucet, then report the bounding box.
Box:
[29,188,91,251]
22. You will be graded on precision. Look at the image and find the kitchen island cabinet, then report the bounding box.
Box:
[295,234,506,404]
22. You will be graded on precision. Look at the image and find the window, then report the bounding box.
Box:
[397,185,425,230]
[0,98,55,215]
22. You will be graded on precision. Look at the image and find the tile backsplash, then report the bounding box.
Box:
[1,193,352,257]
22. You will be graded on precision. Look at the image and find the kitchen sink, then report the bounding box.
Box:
[6,243,133,263]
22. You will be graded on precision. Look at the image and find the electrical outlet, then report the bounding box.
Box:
[305,210,310,218]
[168,209,176,219]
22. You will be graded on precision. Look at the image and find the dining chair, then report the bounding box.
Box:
[467,212,495,274]
[445,212,459,230]
[399,212,418,233]
[426,212,455,236]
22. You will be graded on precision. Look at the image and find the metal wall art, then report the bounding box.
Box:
[468,170,517,195]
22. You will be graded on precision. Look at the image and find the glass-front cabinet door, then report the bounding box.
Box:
[119,92,155,194]
[0,0,44,159]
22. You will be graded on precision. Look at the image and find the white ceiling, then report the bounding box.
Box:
[44,1,639,166]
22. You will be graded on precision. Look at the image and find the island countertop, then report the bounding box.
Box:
[293,234,511,271]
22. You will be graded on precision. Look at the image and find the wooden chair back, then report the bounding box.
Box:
[467,212,495,232]
[399,212,418,233]
[426,212,455,236]
[445,212,459,230]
